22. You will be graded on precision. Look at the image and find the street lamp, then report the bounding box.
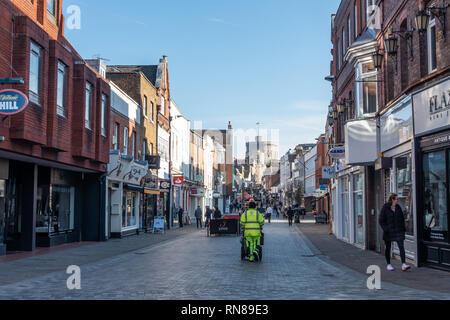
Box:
[415,1,449,37]
[384,35,398,56]
[372,51,384,70]
[332,110,338,120]
[415,10,430,33]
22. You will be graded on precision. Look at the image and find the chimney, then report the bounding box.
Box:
[228,121,232,130]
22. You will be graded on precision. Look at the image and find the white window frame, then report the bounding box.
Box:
[29,41,42,105]
[143,95,148,118]
[427,17,437,74]
[354,2,359,39]
[56,61,67,117]
[123,127,129,155]
[355,58,378,117]
[131,131,136,159]
[101,93,107,137]
[348,16,352,46]
[113,123,119,150]
[85,82,92,130]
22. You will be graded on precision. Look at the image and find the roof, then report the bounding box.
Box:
[349,28,377,49]
[106,65,159,86]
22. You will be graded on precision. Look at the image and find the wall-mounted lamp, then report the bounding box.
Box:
[416,0,449,38]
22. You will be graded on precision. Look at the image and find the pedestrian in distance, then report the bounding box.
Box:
[178,206,184,228]
[379,193,411,272]
[195,206,203,229]
[213,206,222,219]
[266,205,273,223]
[205,206,212,229]
[287,206,294,226]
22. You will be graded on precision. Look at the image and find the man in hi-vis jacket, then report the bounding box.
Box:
[240,201,265,262]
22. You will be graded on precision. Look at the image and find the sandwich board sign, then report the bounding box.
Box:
[153,216,165,234]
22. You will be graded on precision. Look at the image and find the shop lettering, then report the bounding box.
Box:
[0,101,19,110]
[429,90,450,114]
[433,134,450,144]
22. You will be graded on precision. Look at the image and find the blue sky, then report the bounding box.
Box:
[63,0,339,158]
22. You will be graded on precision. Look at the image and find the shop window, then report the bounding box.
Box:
[423,151,448,242]
[395,154,414,236]
[355,61,377,117]
[353,173,364,245]
[122,191,137,229]
[36,185,74,234]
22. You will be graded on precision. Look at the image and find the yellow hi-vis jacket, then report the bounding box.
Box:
[240,208,265,237]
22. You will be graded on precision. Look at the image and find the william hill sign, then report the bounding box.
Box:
[0,90,29,115]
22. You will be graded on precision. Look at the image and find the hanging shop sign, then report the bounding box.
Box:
[173,176,184,185]
[159,180,171,191]
[329,147,346,159]
[0,89,29,115]
[146,155,161,169]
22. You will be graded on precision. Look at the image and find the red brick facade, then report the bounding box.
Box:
[0,0,110,172]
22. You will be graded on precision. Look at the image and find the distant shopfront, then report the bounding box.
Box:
[413,77,450,270]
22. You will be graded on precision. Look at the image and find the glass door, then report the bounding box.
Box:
[422,151,448,242]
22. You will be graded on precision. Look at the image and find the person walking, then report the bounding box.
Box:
[287,206,294,226]
[266,205,273,223]
[379,193,411,272]
[275,206,280,219]
[240,201,265,262]
[195,206,203,229]
[213,206,222,219]
[178,206,184,228]
[205,206,212,229]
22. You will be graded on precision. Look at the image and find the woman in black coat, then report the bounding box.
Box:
[379,193,411,272]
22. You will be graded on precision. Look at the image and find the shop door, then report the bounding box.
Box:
[421,150,450,267]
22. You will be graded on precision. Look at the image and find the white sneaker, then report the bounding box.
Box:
[402,264,411,271]
[387,264,395,271]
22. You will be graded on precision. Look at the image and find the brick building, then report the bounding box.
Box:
[0,0,110,255]
[328,0,450,269]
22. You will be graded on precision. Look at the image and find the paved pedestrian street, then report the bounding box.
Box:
[0,219,449,300]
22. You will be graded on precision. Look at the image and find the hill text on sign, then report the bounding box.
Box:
[0,89,29,115]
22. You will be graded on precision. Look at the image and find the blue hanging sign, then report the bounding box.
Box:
[0,89,29,115]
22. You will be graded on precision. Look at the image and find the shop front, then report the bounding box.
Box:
[378,96,416,262]
[159,179,171,228]
[106,151,148,238]
[142,174,158,232]
[413,77,450,270]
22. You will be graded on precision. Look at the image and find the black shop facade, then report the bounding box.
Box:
[413,76,450,270]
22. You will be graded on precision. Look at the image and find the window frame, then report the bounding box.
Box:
[56,60,67,117]
[85,82,93,130]
[131,131,136,159]
[29,41,42,105]
[101,93,107,137]
[113,123,119,150]
[47,0,56,16]
[427,17,437,74]
[354,2,359,39]
[143,95,148,118]
[355,58,378,117]
[123,127,129,155]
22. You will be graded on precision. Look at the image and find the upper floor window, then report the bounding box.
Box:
[143,95,148,117]
[101,94,107,136]
[427,16,437,74]
[142,139,147,160]
[150,101,154,122]
[355,61,377,116]
[47,0,56,16]
[161,96,165,115]
[355,2,359,38]
[29,41,42,105]
[348,16,351,47]
[56,61,67,117]
[131,131,136,158]
[85,82,92,129]
[342,28,346,53]
[337,38,342,70]
[113,123,119,150]
[366,0,375,24]
[123,127,129,155]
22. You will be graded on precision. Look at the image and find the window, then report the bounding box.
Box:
[150,101,154,121]
[131,131,136,158]
[56,61,67,117]
[348,16,351,47]
[149,143,154,155]
[143,95,148,117]
[113,123,119,150]
[395,154,414,236]
[47,0,55,16]
[337,38,342,70]
[29,41,42,105]
[366,0,375,23]
[123,127,129,155]
[85,82,92,129]
[355,61,377,116]
[101,94,107,136]
[161,96,165,114]
[353,173,364,245]
[142,139,147,160]
[122,191,137,229]
[427,17,437,73]
[354,2,359,39]
[342,28,346,54]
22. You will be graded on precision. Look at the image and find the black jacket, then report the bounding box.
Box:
[379,203,406,241]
